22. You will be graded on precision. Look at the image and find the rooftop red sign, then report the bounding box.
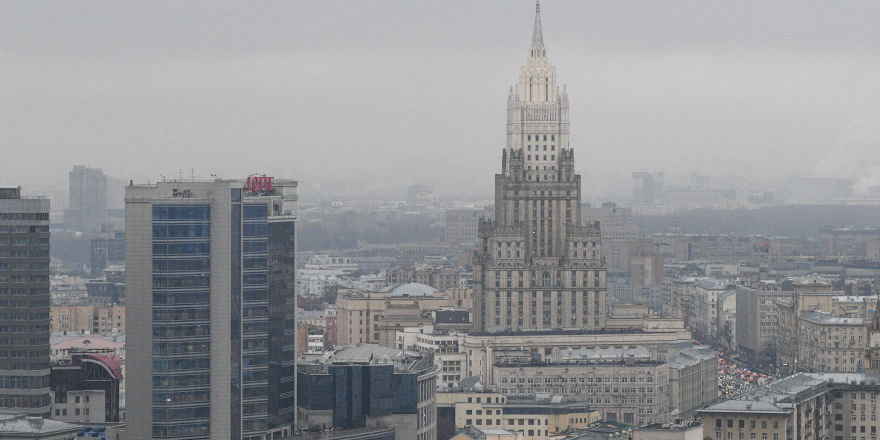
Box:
[246,176,274,192]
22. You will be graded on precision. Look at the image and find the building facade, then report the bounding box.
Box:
[492,355,669,426]
[698,373,880,440]
[0,186,51,417]
[65,166,107,233]
[335,284,450,346]
[125,179,297,440]
[49,304,124,335]
[735,283,787,367]
[437,391,599,440]
[473,1,607,333]
[297,345,438,440]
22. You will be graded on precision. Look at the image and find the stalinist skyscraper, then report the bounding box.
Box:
[473,2,606,333]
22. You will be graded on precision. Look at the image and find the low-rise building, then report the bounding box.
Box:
[336,283,451,346]
[297,345,438,440]
[697,373,880,440]
[0,415,80,440]
[490,348,667,426]
[437,391,599,440]
[50,352,122,423]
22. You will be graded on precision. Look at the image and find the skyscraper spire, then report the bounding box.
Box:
[531,1,545,57]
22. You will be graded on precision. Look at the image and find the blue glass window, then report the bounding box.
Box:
[153,205,210,220]
[242,223,267,237]
[243,204,268,219]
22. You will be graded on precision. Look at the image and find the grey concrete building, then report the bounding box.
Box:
[735,283,787,367]
[125,178,297,440]
[491,347,670,426]
[473,2,607,333]
[0,186,51,417]
[65,166,107,233]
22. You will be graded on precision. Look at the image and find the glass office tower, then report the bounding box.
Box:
[126,179,297,440]
[0,187,51,417]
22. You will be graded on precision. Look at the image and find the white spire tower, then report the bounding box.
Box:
[506,0,570,183]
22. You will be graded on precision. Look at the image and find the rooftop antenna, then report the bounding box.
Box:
[178,169,183,181]
[191,168,195,180]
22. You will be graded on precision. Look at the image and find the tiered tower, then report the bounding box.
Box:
[473,2,606,333]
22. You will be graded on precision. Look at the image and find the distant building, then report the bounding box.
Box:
[581,202,639,272]
[88,231,124,277]
[697,373,880,440]
[408,184,437,207]
[632,170,665,205]
[49,304,124,335]
[65,166,107,233]
[736,283,788,367]
[445,209,483,246]
[662,277,733,344]
[387,265,460,291]
[297,345,438,440]
[335,283,451,346]
[0,186,51,417]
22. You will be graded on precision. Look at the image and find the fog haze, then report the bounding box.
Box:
[3,0,880,201]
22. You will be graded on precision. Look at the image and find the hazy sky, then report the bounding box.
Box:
[3,1,880,201]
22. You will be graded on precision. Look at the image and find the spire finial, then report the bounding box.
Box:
[531,1,545,56]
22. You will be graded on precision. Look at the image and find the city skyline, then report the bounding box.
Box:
[3,1,880,199]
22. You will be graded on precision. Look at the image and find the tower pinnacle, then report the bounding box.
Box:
[531,1,545,57]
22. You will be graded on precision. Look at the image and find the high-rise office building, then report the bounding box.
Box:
[125,178,297,440]
[65,165,108,233]
[473,2,607,332]
[0,186,51,417]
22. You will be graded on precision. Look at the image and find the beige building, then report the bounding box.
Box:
[387,265,460,291]
[698,373,880,440]
[491,351,669,426]
[50,304,124,335]
[775,278,867,375]
[437,391,599,440]
[796,312,867,373]
[335,283,451,346]
[461,321,692,379]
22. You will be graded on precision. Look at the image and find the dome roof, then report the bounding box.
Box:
[387,282,437,297]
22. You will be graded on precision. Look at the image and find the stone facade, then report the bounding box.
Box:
[492,359,669,426]
[49,304,124,335]
[473,1,606,334]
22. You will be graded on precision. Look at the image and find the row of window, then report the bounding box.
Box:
[0,225,48,233]
[527,154,555,161]
[527,134,555,142]
[0,238,48,245]
[0,213,48,220]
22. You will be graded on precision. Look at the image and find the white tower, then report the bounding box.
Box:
[506,1,570,183]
